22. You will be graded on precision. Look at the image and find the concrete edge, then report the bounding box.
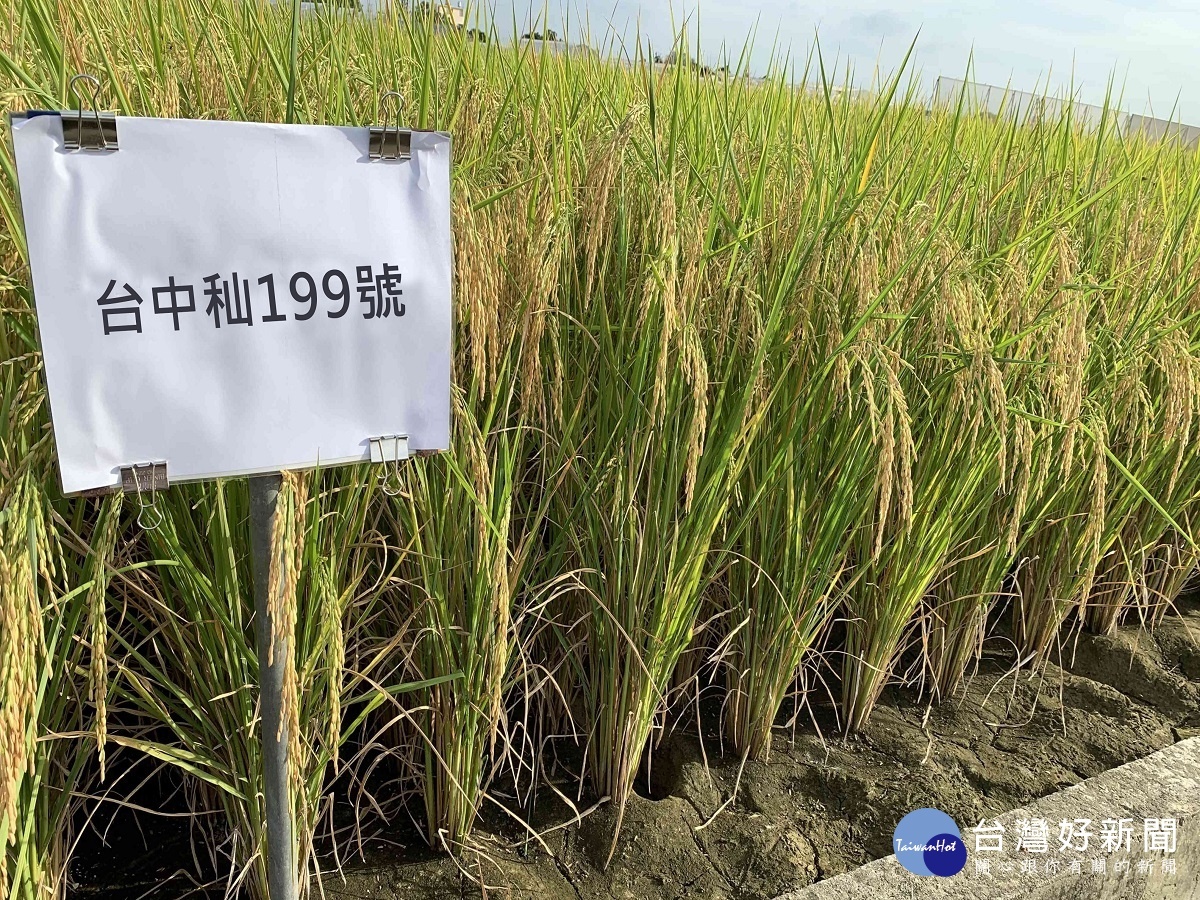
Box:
[776,737,1200,900]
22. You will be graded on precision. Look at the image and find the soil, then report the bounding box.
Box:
[68,599,1200,900]
[320,599,1200,900]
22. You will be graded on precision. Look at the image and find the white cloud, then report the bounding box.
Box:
[488,0,1200,121]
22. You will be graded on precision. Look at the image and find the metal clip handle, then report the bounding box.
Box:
[120,462,167,530]
[64,74,118,151]
[369,91,412,161]
[369,435,410,496]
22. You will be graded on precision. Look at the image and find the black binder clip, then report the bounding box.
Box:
[120,462,167,530]
[369,91,412,161]
[369,434,409,496]
[63,74,118,151]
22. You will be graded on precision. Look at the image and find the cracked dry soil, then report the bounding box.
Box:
[323,599,1200,900]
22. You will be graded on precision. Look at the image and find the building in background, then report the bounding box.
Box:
[420,0,464,29]
[301,0,465,28]
[932,76,1200,148]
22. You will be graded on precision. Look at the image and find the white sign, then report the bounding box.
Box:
[10,115,452,493]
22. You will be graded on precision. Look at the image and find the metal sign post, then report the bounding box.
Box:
[248,473,296,900]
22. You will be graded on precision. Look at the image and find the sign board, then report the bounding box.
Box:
[9,114,452,494]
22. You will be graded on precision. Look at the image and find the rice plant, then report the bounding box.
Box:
[552,168,793,840]
[5,0,1200,896]
[378,389,524,850]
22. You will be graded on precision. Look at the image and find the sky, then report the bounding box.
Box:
[485,0,1200,124]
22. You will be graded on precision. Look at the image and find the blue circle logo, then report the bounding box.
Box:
[893,808,967,877]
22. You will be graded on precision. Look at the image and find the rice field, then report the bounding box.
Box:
[3,1,1200,896]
